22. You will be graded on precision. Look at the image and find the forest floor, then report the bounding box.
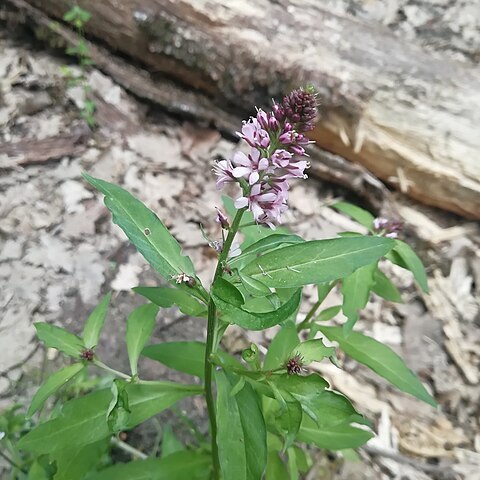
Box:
[1,24,480,480]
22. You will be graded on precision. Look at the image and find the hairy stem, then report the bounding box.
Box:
[204,208,245,480]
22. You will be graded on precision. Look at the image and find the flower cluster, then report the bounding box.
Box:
[373,217,403,239]
[214,87,318,228]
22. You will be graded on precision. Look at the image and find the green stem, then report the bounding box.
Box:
[204,208,245,480]
[111,437,147,460]
[296,300,321,332]
[0,448,26,474]
[93,360,131,380]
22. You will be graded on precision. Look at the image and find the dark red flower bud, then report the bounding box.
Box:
[286,354,304,375]
[80,348,94,361]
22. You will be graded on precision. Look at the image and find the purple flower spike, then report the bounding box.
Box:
[214,87,318,228]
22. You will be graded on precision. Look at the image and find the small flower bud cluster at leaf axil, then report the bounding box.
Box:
[214,86,318,228]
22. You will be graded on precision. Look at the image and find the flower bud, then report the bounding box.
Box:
[272,102,285,121]
[282,86,318,132]
[215,208,230,229]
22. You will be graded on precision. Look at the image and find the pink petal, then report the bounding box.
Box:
[249,172,260,185]
[235,197,249,209]
[233,167,251,178]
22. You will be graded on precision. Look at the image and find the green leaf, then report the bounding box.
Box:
[213,277,245,307]
[331,202,374,229]
[241,237,394,288]
[266,451,289,480]
[298,417,373,450]
[272,374,338,422]
[35,323,85,357]
[142,341,206,379]
[341,262,377,333]
[372,269,403,303]
[83,293,111,349]
[53,439,108,480]
[212,278,302,330]
[230,234,304,267]
[275,400,302,451]
[264,322,298,370]
[89,450,211,480]
[161,424,185,458]
[133,286,206,317]
[28,363,85,417]
[216,370,267,480]
[316,305,342,322]
[18,382,200,454]
[83,174,196,284]
[316,281,335,305]
[290,339,336,365]
[239,272,272,297]
[319,327,437,406]
[106,380,130,433]
[126,304,159,376]
[391,240,429,293]
[305,390,365,427]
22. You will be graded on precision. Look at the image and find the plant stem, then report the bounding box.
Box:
[111,437,147,460]
[0,449,26,474]
[93,360,131,380]
[296,300,321,332]
[204,208,245,480]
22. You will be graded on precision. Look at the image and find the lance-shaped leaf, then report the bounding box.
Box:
[18,382,201,454]
[35,323,85,358]
[264,322,299,370]
[275,400,302,451]
[89,451,211,480]
[331,202,374,229]
[212,278,302,330]
[83,174,195,282]
[391,240,429,293]
[240,237,394,288]
[319,326,437,406]
[27,363,85,417]
[83,292,111,349]
[134,286,206,317]
[298,416,373,450]
[341,262,377,333]
[372,269,403,303]
[143,341,206,379]
[216,370,267,480]
[52,439,109,480]
[126,304,159,377]
[230,234,304,267]
[160,424,185,459]
[266,451,289,480]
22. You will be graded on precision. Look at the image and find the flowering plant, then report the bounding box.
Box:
[13,88,435,479]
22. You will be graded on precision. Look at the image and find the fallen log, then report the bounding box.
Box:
[8,0,480,218]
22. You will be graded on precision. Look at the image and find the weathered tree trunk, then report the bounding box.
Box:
[14,0,480,218]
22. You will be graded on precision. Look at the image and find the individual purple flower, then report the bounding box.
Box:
[237,118,270,149]
[235,179,289,229]
[215,208,229,229]
[271,149,293,168]
[209,239,241,258]
[213,159,235,190]
[231,149,269,185]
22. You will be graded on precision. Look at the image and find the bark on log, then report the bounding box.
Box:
[15,0,480,218]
